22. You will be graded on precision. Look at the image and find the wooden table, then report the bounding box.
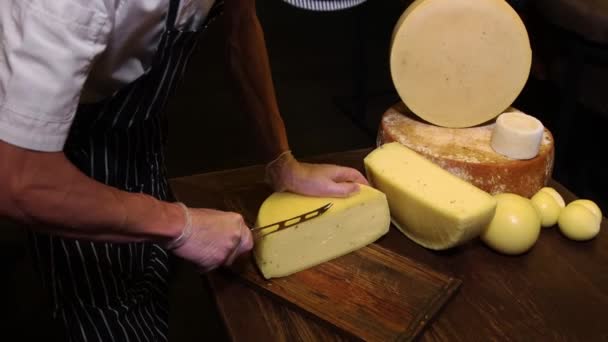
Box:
[170,149,608,341]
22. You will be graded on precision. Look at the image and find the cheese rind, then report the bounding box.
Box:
[390,0,531,128]
[254,185,390,279]
[364,142,497,250]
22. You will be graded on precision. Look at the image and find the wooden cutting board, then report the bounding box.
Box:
[224,185,462,342]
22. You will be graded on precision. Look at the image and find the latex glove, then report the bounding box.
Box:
[168,205,253,272]
[265,151,369,197]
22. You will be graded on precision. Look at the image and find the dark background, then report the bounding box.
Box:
[1,0,606,340]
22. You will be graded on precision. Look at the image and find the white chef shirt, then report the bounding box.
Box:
[0,0,215,152]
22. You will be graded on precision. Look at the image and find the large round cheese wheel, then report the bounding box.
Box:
[377,103,555,198]
[390,0,532,128]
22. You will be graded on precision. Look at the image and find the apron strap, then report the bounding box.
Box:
[166,0,181,31]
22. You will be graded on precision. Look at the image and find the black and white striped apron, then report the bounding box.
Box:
[283,0,366,11]
[29,1,222,341]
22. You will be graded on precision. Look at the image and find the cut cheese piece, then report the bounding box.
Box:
[254,185,390,279]
[390,0,531,128]
[377,103,555,198]
[364,142,497,250]
[491,112,544,159]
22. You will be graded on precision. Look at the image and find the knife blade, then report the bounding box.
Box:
[251,202,333,239]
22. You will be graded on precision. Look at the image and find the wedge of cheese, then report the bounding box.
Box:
[390,0,531,128]
[364,142,497,250]
[254,185,390,279]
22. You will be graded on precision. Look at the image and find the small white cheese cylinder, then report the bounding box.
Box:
[491,111,544,160]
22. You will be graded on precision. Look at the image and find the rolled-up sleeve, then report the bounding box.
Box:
[0,0,111,151]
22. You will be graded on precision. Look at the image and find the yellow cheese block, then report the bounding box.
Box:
[390,0,531,128]
[254,185,390,279]
[364,142,497,250]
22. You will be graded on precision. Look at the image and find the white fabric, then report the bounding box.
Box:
[0,0,215,152]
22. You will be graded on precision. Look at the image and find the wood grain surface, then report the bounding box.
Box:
[227,243,460,342]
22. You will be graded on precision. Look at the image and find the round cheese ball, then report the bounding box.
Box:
[558,199,603,241]
[531,187,565,228]
[481,193,541,255]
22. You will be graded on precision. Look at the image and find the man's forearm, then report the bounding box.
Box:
[224,0,289,161]
[0,141,183,243]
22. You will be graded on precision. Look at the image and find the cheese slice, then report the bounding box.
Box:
[390,0,531,128]
[491,111,544,159]
[364,142,497,250]
[254,185,390,279]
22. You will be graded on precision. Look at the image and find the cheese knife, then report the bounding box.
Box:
[250,202,333,239]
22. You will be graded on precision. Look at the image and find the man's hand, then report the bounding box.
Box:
[266,151,369,198]
[222,1,366,198]
[171,208,253,272]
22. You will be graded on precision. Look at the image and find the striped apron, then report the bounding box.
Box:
[29,1,222,341]
[283,0,366,11]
